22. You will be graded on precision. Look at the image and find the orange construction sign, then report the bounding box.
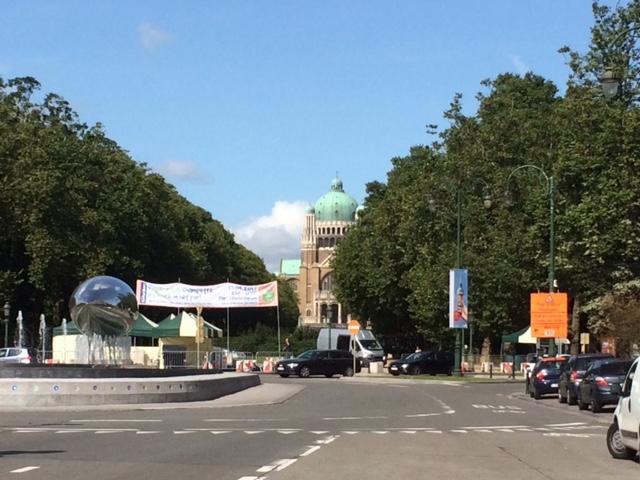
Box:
[530,293,568,338]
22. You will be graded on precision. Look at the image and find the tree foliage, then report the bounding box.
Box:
[0,77,299,343]
[333,2,640,353]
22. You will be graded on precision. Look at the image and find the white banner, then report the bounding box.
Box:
[136,280,278,309]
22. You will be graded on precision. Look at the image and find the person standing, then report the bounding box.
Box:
[283,337,293,358]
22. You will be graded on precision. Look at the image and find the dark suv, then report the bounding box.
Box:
[558,353,614,405]
[275,349,361,378]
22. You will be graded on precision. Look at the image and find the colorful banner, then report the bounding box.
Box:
[136,280,279,309]
[449,269,468,329]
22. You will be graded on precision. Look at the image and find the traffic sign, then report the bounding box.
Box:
[348,319,361,335]
[530,293,568,338]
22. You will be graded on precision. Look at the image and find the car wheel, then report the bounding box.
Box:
[298,366,310,378]
[533,387,541,400]
[278,374,289,378]
[343,366,354,377]
[567,389,577,406]
[390,371,400,376]
[591,399,602,413]
[577,393,588,410]
[325,373,334,378]
[558,388,567,404]
[606,423,637,460]
[410,366,421,376]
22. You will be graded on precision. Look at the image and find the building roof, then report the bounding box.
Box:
[314,177,358,222]
[280,259,301,276]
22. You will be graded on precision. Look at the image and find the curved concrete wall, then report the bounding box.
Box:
[0,372,260,407]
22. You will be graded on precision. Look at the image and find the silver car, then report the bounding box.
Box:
[0,347,38,364]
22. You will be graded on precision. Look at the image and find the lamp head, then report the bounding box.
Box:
[600,69,621,99]
[3,302,9,320]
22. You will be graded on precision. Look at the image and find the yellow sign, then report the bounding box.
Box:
[530,293,568,339]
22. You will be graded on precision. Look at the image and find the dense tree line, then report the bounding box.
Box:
[333,2,640,355]
[0,77,299,345]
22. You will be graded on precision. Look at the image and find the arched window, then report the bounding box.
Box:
[329,237,335,247]
[321,273,334,292]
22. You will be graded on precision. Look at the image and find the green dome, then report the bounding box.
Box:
[314,177,358,222]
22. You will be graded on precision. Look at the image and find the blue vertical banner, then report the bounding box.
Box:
[449,269,468,329]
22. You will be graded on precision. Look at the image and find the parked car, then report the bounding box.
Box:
[529,357,567,399]
[275,349,360,378]
[606,357,639,460]
[0,347,39,365]
[388,351,453,376]
[558,353,614,405]
[577,359,633,412]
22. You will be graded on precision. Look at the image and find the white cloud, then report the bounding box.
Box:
[157,160,212,183]
[234,201,308,273]
[509,54,530,76]
[139,22,172,51]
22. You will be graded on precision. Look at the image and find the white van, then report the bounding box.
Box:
[316,327,384,366]
[607,356,639,460]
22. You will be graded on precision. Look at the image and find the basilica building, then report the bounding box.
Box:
[281,177,361,327]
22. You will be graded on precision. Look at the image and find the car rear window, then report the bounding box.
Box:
[539,360,564,370]
[575,356,611,370]
[599,362,632,376]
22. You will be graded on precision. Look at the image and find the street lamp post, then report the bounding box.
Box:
[431,180,491,376]
[506,165,556,354]
[2,302,9,349]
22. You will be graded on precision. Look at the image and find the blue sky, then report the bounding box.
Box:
[0,1,613,271]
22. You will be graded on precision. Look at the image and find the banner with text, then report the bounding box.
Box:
[136,280,279,309]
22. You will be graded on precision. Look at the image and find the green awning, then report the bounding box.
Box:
[501,326,529,344]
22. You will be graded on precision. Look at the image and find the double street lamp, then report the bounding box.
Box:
[430,179,492,376]
[505,165,557,354]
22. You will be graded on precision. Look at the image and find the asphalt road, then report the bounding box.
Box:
[1,375,638,479]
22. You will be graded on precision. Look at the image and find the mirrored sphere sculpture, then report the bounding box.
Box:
[69,276,138,337]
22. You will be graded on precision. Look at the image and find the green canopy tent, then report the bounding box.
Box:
[501,326,530,345]
[155,311,222,338]
[52,313,159,338]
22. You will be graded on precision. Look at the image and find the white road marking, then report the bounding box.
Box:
[425,430,443,434]
[275,459,297,471]
[300,446,321,457]
[405,413,441,417]
[444,410,456,415]
[210,431,231,435]
[450,430,468,433]
[174,431,195,434]
[55,430,86,434]
[401,430,417,434]
[316,435,339,444]
[497,429,515,433]
[10,466,40,474]
[372,431,389,434]
[534,427,551,431]
[205,418,284,422]
[322,416,387,420]
[543,433,593,438]
[256,465,276,473]
[341,431,359,435]
[277,430,298,434]
[544,422,586,427]
[476,430,493,433]
[310,431,328,434]
[237,476,265,480]
[136,431,160,434]
[95,430,125,434]
[464,425,528,430]
[70,419,162,423]
[516,428,533,432]
[244,431,264,434]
